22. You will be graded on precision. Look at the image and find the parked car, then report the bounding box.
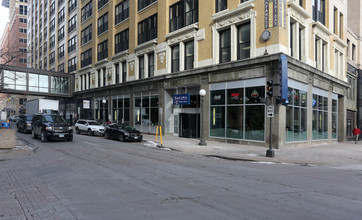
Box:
[75,119,105,136]
[16,114,34,133]
[104,123,143,142]
[31,113,73,142]
[9,115,18,122]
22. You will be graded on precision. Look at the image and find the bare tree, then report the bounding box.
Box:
[0,47,29,71]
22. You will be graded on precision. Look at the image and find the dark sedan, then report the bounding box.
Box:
[104,123,143,142]
[16,114,33,133]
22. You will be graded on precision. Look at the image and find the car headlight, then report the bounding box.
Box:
[26,123,31,127]
[45,127,53,131]
[124,132,130,136]
[68,126,73,130]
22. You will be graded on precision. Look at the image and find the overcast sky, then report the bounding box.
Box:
[0,6,10,41]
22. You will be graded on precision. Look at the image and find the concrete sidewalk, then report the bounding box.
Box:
[143,134,362,168]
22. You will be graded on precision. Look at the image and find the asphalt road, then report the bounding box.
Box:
[1,130,362,219]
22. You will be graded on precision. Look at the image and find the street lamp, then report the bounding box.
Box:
[199,89,207,146]
[102,98,106,126]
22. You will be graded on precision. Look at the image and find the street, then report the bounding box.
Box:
[0,131,362,220]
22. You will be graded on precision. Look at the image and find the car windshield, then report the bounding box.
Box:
[26,116,33,121]
[119,123,134,131]
[88,121,100,126]
[42,115,66,123]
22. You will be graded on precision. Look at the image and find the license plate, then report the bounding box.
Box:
[134,136,138,139]
[59,134,64,138]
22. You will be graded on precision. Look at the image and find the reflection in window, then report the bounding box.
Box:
[312,93,328,140]
[286,88,307,142]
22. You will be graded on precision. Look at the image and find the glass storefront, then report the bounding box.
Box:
[134,93,158,133]
[94,97,109,124]
[286,84,308,142]
[332,95,338,139]
[210,78,265,141]
[112,95,130,123]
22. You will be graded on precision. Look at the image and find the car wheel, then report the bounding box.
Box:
[41,130,48,142]
[119,133,124,142]
[88,129,93,136]
[76,127,80,134]
[31,130,37,139]
[104,132,109,139]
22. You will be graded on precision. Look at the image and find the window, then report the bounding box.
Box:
[352,43,356,61]
[339,12,343,38]
[81,48,92,67]
[20,5,27,15]
[115,63,120,84]
[19,58,27,63]
[58,7,65,24]
[148,53,154,77]
[98,0,108,9]
[19,38,27,43]
[171,45,180,73]
[312,93,328,140]
[185,40,194,70]
[169,0,198,32]
[98,13,108,35]
[19,48,27,53]
[333,7,337,34]
[58,45,65,59]
[68,0,77,13]
[68,15,77,33]
[315,37,327,71]
[97,40,108,61]
[49,52,55,64]
[50,2,55,16]
[44,57,47,68]
[215,0,227,13]
[138,0,157,11]
[50,35,55,48]
[138,14,157,44]
[81,0,92,23]
[58,26,65,41]
[68,57,77,72]
[19,18,27,23]
[115,0,129,24]
[220,29,231,63]
[111,95,130,123]
[122,61,127,82]
[20,28,27,33]
[134,95,158,133]
[68,36,77,53]
[58,63,64,72]
[81,25,92,45]
[286,86,308,142]
[237,22,250,60]
[58,0,65,6]
[312,0,325,25]
[115,29,129,54]
[139,56,144,79]
[50,18,55,33]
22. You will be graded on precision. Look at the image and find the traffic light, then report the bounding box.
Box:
[266,80,273,97]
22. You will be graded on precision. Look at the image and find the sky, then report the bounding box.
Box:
[0,5,10,41]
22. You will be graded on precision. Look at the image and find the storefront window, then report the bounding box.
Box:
[312,93,328,140]
[134,94,158,133]
[112,95,130,123]
[210,79,265,141]
[286,88,307,142]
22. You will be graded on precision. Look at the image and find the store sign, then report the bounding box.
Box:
[83,100,90,109]
[173,94,190,105]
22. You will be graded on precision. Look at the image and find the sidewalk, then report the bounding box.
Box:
[143,134,362,168]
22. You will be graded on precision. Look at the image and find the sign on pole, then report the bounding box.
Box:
[267,105,274,118]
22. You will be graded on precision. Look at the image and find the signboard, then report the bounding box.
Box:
[173,94,190,105]
[279,54,288,104]
[83,100,90,109]
[267,105,274,118]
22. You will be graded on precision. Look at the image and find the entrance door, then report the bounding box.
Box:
[179,113,200,138]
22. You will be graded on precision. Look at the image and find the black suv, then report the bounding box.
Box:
[31,114,73,142]
[16,114,34,133]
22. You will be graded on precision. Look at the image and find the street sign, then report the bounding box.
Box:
[267,105,274,118]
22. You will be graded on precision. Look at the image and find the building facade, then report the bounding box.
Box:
[26,0,350,148]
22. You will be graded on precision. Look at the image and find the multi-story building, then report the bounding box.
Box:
[26,0,350,148]
[348,0,362,135]
[27,0,78,73]
[0,0,28,67]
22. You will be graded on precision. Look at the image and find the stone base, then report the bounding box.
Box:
[0,129,16,149]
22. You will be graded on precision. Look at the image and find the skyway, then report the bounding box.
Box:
[0,65,73,97]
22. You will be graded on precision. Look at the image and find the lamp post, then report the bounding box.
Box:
[199,89,207,146]
[102,98,106,126]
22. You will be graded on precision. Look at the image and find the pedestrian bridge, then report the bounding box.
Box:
[0,65,73,97]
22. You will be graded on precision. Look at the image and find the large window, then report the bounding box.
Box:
[81,48,92,67]
[68,15,77,33]
[51,76,69,94]
[169,0,198,32]
[112,95,130,123]
[220,29,231,63]
[115,29,129,54]
[286,86,308,142]
[148,53,154,77]
[210,79,265,141]
[139,56,144,79]
[28,73,49,92]
[332,97,338,139]
[312,0,325,25]
[98,13,108,35]
[171,45,180,72]
[68,36,77,53]
[115,0,129,25]
[68,57,77,72]
[122,61,127,82]
[68,0,77,13]
[81,0,92,23]
[312,91,328,140]
[81,25,92,45]
[237,22,250,60]
[97,40,108,61]
[138,0,157,11]
[58,45,64,59]
[138,14,157,45]
[134,94,159,133]
[58,7,65,24]
[98,0,108,9]
[58,26,65,41]
[3,70,27,91]
[215,0,227,13]
[185,41,194,70]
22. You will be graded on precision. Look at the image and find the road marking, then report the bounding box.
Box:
[83,142,99,146]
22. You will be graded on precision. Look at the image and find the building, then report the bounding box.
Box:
[27,0,350,148]
[1,0,10,8]
[348,0,362,134]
